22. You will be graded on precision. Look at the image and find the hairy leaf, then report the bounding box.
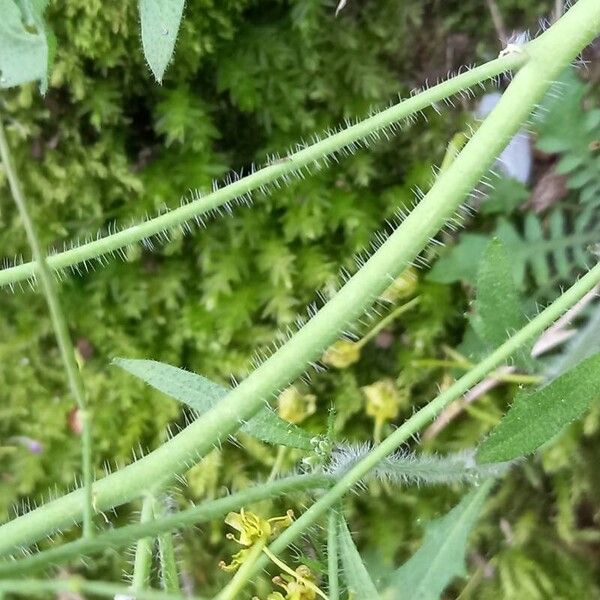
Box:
[338,514,381,600]
[472,239,525,349]
[0,0,52,92]
[383,481,492,600]
[114,358,314,451]
[139,0,186,82]
[477,352,600,463]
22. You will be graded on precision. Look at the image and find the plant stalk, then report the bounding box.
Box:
[0,55,524,289]
[0,474,332,576]
[0,115,95,538]
[0,0,598,557]
[251,261,600,575]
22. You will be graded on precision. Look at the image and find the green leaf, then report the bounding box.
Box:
[139,0,186,83]
[477,352,600,463]
[428,210,596,298]
[427,234,488,284]
[337,514,381,600]
[114,358,314,451]
[472,239,524,349]
[0,0,52,92]
[383,481,492,600]
[471,239,532,369]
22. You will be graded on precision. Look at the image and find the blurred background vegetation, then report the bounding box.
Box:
[1,0,600,598]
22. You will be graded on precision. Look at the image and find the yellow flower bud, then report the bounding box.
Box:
[362,379,406,442]
[321,339,361,369]
[278,386,317,424]
[379,267,418,303]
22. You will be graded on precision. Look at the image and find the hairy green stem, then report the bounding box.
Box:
[0,55,523,290]
[0,0,597,558]
[153,498,181,593]
[327,510,340,600]
[0,578,206,600]
[251,261,600,575]
[357,296,420,347]
[0,474,332,576]
[131,495,156,591]
[0,115,95,537]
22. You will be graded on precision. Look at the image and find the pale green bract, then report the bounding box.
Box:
[138,0,186,83]
[114,358,315,451]
[383,480,492,600]
[337,514,381,600]
[477,352,600,463]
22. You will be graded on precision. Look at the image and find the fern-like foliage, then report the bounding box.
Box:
[535,68,600,207]
[429,207,598,298]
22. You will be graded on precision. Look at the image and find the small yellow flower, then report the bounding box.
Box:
[321,339,361,369]
[362,379,406,442]
[278,386,317,424]
[224,508,294,547]
[218,547,252,572]
[379,267,418,303]
[220,509,294,572]
[272,565,318,600]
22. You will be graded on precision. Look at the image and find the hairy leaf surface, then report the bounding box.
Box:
[383,481,492,600]
[477,352,600,463]
[114,358,314,450]
[338,514,381,600]
[0,0,52,92]
[139,0,185,82]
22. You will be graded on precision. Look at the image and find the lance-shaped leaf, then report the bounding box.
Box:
[114,358,314,451]
[139,0,185,83]
[338,514,381,600]
[383,481,492,600]
[0,0,53,93]
[477,352,600,463]
[471,238,532,368]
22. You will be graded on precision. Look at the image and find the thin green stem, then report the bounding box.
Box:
[215,539,266,600]
[267,446,288,483]
[0,115,95,538]
[327,510,340,600]
[249,261,600,577]
[412,359,543,384]
[0,0,597,557]
[0,474,332,576]
[357,296,420,347]
[0,55,524,290]
[0,578,206,600]
[153,497,181,593]
[131,494,156,592]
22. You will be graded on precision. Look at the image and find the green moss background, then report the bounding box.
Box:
[1,1,600,598]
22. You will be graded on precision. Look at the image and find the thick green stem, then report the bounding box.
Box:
[0,474,332,576]
[0,0,597,558]
[0,115,95,537]
[131,495,156,592]
[0,55,523,290]
[0,578,206,600]
[250,261,600,576]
